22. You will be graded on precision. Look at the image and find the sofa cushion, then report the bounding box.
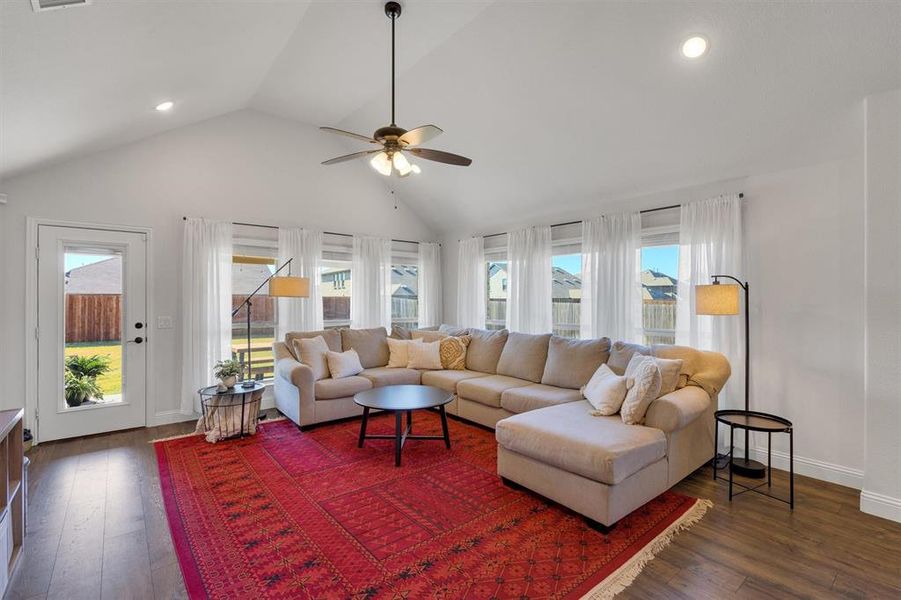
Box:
[285,329,342,357]
[496,332,552,383]
[439,324,470,337]
[607,341,652,375]
[412,330,447,343]
[407,340,443,370]
[621,355,662,425]
[457,374,532,408]
[314,375,372,400]
[292,335,331,381]
[326,349,364,379]
[386,338,412,368]
[359,367,422,387]
[582,363,630,416]
[495,401,667,485]
[500,384,582,414]
[390,325,413,340]
[341,327,389,368]
[541,336,611,389]
[465,329,508,374]
[421,369,489,393]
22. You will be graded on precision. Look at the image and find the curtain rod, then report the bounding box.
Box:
[478,193,743,240]
[182,217,433,246]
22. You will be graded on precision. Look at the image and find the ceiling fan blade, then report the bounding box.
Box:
[398,125,443,147]
[322,150,381,165]
[408,148,472,166]
[319,126,378,144]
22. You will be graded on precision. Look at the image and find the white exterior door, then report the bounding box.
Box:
[37,225,148,442]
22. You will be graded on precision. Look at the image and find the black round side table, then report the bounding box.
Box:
[198,382,265,440]
[714,409,794,509]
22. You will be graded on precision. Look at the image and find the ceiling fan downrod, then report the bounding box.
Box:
[385,1,402,127]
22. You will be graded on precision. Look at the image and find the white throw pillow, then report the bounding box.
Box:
[407,340,443,370]
[582,364,633,416]
[626,353,683,398]
[387,338,412,368]
[620,357,662,425]
[293,335,330,381]
[326,348,364,379]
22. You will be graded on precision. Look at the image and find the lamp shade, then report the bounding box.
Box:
[269,276,309,298]
[695,283,740,315]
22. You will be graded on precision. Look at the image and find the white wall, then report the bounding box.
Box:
[441,151,868,490]
[862,89,901,521]
[0,109,436,427]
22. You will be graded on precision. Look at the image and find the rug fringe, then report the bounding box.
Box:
[149,416,287,444]
[582,498,713,599]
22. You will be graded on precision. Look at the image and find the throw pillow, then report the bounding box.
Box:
[326,348,364,379]
[292,335,331,381]
[387,337,412,368]
[407,340,443,370]
[626,353,684,398]
[438,324,470,337]
[390,324,412,340]
[620,357,662,425]
[439,335,471,370]
[582,364,633,416]
[607,340,652,375]
[412,329,447,343]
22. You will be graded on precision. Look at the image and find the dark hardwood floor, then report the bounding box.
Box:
[7,414,901,599]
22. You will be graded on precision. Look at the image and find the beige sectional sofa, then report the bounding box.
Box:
[273,326,730,527]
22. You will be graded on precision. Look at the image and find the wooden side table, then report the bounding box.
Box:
[714,409,794,509]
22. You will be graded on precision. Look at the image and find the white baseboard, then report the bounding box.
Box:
[750,446,864,490]
[150,410,196,427]
[860,490,901,523]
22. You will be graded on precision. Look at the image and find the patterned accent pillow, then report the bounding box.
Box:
[620,356,662,425]
[439,335,471,370]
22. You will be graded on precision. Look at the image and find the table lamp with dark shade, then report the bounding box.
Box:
[695,276,766,479]
[232,258,309,386]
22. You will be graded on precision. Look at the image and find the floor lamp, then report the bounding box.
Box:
[695,275,766,479]
[232,258,309,387]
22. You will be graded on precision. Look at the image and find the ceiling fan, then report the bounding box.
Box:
[320,1,472,177]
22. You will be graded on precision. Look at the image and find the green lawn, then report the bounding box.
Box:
[65,342,122,396]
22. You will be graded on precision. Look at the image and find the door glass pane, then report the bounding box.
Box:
[640,245,679,344]
[64,249,124,408]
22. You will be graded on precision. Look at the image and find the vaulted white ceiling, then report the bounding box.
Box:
[2,1,899,233]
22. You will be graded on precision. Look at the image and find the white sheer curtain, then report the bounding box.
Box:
[351,235,392,329]
[418,242,442,328]
[676,193,743,408]
[180,218,233,415]
[456,237,486,329]
[506,226,552,334]
[580,212,643,341]
[277,227,323,337]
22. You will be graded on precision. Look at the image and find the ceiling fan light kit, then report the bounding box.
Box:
[320,1,472,177]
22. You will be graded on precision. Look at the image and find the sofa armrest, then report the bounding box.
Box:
[644,386,710,433]
[276,357,314,392]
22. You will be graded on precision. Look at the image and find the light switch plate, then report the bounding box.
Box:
[157,316,173,329]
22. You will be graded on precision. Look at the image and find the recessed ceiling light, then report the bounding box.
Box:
[681,35,709,59]
[155,101,174,112]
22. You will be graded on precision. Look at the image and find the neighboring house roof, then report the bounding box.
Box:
[320,266,419,298]
[641,269,677,288]
[65,257,122,294]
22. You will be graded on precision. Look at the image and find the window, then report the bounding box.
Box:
[486,260,507,330]
[232,242,278,381]
[640,243,679,345]
[391,264,418,330]
[321,260,352,329]
[551,254,581,338]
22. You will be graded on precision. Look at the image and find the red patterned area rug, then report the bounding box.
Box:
[155,413,710,599]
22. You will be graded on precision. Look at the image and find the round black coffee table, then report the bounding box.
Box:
[354,385,453,467]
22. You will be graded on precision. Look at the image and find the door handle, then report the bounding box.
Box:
[126,337,144,344]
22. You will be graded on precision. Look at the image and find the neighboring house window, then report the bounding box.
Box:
[551,254,581,338]
[321,260,352,329]
[391,264,418,330]
[232,241,278,380]
[640,225,679,344]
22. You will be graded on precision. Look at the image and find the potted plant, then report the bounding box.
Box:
[65,354,111,379]
[214,359,242,390]
[64,371,102,407]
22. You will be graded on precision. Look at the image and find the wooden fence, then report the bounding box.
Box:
[65,294,121,343]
